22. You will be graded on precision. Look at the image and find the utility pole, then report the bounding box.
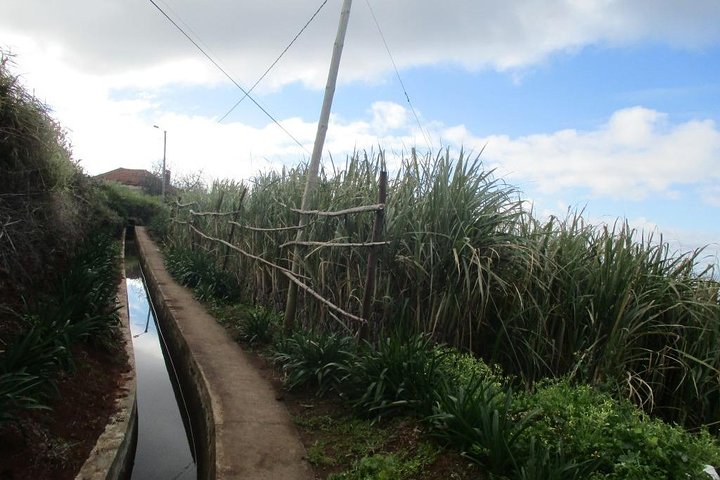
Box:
[283,0,353,334]
[154,125,167,200]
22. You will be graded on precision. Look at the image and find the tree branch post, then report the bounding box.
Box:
[360,170,387,339]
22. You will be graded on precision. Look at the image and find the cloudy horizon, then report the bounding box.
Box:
[2,0,718,267]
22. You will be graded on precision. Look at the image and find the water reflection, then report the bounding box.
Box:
[126,241,197,479]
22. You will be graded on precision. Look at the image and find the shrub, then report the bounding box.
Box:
[515,380,720,479]
[0,231,121,423]
[273,330,356,395]
[340,333,445,418]
[427,375,536,474]
[164,246,240,302]
[0,372,49,424]
[437,346,504,389]
[96,181,168,226]
[329,454,404,480]
[237,306,280,345]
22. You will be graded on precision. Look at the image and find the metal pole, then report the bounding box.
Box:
[154,124,168,200]
[284,0,353,334]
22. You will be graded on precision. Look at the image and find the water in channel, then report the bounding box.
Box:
[125,240,197,479]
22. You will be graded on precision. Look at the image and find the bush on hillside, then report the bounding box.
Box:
[0,53,89,299]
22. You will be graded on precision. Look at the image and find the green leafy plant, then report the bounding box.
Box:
[165,246,240,302]
[515,379,720,479]
[437,346,504,389]
[0,372,50,424]
[273,330,356,395]
[0,231,121,424]
[340,333,445,418]
[427,375,536,473]
[329,454,404,480]
[238,306,279,345]
[513,438,596,480]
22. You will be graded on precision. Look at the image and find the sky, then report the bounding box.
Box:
[2,0,719,270]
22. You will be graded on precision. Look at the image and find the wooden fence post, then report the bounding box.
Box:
[222,188,246,271]
[189,214,196,252]
[360,170,387,339]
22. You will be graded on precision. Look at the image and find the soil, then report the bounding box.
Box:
[0,342,129,480]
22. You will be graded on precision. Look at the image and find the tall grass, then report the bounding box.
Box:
[167,149,720,427]
[0,53,87,292]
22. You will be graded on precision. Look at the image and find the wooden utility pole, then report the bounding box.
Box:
[284,0,354,334]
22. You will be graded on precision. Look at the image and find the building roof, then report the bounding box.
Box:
[96,168,154,187]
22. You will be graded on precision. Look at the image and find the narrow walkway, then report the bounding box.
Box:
[135,227,313,479]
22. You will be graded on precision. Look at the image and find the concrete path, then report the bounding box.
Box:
[135,227,313,480]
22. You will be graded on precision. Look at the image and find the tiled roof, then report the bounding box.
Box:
[96,168,154,187]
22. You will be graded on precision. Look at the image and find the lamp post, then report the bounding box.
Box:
[153,125,167,201]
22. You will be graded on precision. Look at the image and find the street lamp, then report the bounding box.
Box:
[153,125,167,201]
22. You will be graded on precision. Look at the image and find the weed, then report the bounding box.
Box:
[293,411,390,468]
[238,306,279,345]
[306,440,338,467]
[165,246,240,302]
[515,379,720,479]
[329,454,404,480]
[0,372,50,423]
[274,330,356,395]
[340,333,445,418]
[427,376,536,474]
[329,445,439,480]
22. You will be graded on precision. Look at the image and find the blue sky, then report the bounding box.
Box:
[2,0,719,268]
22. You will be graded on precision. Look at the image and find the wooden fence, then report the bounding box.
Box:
[170,171,388,337]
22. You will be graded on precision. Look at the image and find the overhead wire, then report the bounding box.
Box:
[147,0,310,154]
[218,0,330,123]
[363,0,434,152]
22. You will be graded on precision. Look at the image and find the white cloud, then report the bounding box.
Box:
[701,185,720,207]
[371,101,408,133]
[451,107,720,203]
[2,0,719,91]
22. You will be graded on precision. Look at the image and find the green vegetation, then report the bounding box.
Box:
[274,328,720,479]
[153,72,719,477]
[293,409,443,480]
[341,334,445,418]
[0,52,139,425]
[94,180,169,233]
[161,255,720,480]
[238,306,280,344]
[165,150,720,431]
[274,330,355,395]
[329,451,436,480]
[165,246,242,302]
[1,54,91,297]
[177,290,720,479]
[0,233,121,423]
[516,380,720,479]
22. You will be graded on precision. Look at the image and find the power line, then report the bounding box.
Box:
[364,0,434,152]
[147,0,310,154]
[218,0,330,123]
